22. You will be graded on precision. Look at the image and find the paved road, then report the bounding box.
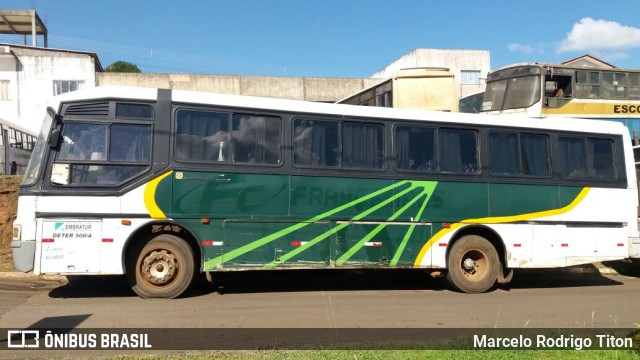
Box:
[0,268,639,356]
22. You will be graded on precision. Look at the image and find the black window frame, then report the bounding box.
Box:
[172,107,284,168]
[51,119,153,187]
[292,117,386,171]
[488,130,551,178]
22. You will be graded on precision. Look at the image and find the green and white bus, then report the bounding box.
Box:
[11,86,640,298]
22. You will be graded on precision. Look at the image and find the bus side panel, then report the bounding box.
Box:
[424,182,489,223]
[290,176,395,220]
[169,171,289,218]
[488,184,561,217]
[335,221,431,267]
[39,219,102,273]
[221,220,332,268]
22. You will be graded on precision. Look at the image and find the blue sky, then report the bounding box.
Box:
[1,0,640,77]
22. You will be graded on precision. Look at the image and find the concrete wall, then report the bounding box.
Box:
[97,72,382,102]
[371,49,491,99]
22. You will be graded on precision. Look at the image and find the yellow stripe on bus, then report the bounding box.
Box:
[144,171,173,219]
[413,187,591,267]
[541,101,640,116]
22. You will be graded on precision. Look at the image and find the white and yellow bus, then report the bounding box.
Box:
[481,62,640,140]
[11,86,640,298]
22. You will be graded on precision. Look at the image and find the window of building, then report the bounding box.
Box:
[53,80,84,96]
[0,80,10,100]
[461,70,482,85]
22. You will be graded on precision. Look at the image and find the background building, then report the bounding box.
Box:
[370,48,491,99]
[0,44,101,133]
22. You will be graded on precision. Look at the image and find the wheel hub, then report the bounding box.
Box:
[141,249,178,286]
[463,258,476,270]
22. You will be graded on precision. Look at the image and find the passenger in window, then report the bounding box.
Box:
[464,163,478,173]
[417,159,434,171]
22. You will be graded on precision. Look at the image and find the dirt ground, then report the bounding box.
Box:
[0,176,21,272]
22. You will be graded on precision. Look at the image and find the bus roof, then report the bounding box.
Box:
[0,115,37,136]
[48,86,631,139]
[490,62,640,74]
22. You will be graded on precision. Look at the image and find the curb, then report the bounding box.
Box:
[0,272,67,282]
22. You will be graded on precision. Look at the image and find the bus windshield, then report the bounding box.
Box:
[22,111,54,186]
[482,75,541,111]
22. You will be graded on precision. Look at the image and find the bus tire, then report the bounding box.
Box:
[127,234,195,299]
[445,235,499,293]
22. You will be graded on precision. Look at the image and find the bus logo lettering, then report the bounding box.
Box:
[614,105,640,114]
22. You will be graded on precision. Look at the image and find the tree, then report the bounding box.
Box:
[105,61,141,73]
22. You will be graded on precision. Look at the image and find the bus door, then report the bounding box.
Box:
[39,219,102,273]
[335,221,432,267]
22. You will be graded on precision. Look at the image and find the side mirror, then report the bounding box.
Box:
[49,127,61,148]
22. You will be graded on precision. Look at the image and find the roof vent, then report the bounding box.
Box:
[63,101,110,117]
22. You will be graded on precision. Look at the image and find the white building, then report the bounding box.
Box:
[0,44,101,134]
[371,48,491,99]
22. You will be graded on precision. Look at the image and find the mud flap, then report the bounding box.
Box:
[496,266,514,284]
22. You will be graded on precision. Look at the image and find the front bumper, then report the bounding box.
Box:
[11,240,35,272]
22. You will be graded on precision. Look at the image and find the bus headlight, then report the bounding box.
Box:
[12,225,21,241]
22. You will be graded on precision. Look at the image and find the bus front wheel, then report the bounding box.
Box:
[446,235,499,293]
[127,234,195,299]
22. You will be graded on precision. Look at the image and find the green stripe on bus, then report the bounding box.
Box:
[390,186,432,266]
[335,181,436,266]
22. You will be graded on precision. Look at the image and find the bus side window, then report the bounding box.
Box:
[439,128,478,174]
[544,75,572,108]
[231,114,282,164]
[293,119,339,167]
[588,138,615,180]
[395,125,436,171]
[558,136,588,178]
[175,109,229,162]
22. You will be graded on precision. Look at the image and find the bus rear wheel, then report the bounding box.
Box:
[446,235,499,293]
[127,234,195,299]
